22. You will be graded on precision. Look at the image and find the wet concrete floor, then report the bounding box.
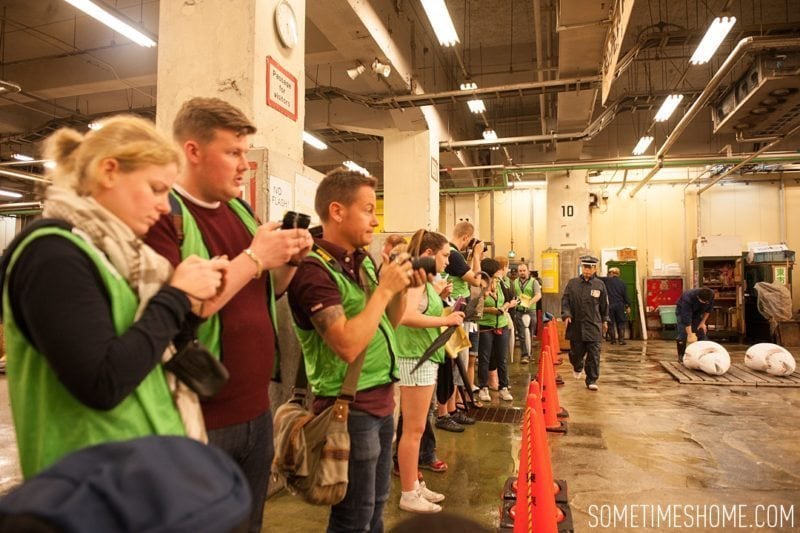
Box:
[1,339,798,531]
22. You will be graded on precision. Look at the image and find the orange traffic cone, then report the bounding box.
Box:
[539,346,568,433]
[514,382,560,533]
[513,382,537,532]
[545,322,563,365]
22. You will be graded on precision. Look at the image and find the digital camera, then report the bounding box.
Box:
[281,211,311,230]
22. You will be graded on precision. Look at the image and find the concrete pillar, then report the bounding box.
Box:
[546,169,590,249]
[156,0,305,161]
[383,129,439,232]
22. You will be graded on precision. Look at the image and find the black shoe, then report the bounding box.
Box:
[520,356,530,364]
[435,415,465,433]
[451,410,475,425]
[618,340,626,345]
[609,340,617,344]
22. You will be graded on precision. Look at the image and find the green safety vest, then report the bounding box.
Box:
[2,227,185,478]
[478,284,509,329]
[448,243,470,299]
[293,248,398,397]
[513,277,539,309]
[170,193,278,361]
[395,282,445,364]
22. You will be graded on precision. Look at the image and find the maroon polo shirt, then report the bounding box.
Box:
[145,195,275,430]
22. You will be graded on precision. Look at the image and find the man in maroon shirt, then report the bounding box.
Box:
[145,97,312,533]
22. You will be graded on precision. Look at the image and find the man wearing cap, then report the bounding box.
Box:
[675,287,714,363]
[561,256,609,391]
[602,267,630,345]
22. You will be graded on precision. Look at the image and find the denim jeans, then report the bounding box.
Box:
[207,410,273,533]
[328,410,394,533]
[478,328,510,388]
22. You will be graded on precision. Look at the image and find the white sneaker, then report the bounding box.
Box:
[499,387,513,401]
[572,369,583,380]
[478,387,491,402]
[400,491,442,513]
[587,383,599,391]
[418,481,445,503]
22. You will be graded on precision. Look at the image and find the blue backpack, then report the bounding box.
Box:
[0,436,251,533]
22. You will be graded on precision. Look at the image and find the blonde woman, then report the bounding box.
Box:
[395,230,464,513]
[0,116,227,477]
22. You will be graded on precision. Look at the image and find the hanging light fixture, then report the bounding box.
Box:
[343,160,369,175]
[467,100,485,113]
[421,0,460,47]
[482,128,498,141]
[632,136,654,155]
[346,63,367,80]
[302,131,327,150]
[689,16,736,65]
[654,94,684,122]
[460,81,478,91]
[63,0,157,48]
[11,153,34,162]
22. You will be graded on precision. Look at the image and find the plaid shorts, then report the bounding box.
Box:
[398,358,438,387]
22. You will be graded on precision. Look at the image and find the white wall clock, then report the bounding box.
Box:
[275,0,298,49]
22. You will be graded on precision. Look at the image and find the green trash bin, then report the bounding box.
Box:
[658,305,677,325]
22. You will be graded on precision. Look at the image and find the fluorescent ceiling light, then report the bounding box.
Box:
[343,160,369,175]
[482,129,497,141]
[690,16,736,65]
[460,82,477,91]
[421,0,460,47]
[632,136,654,155]
[467,99,485,114]
[44,160,57,169]
[11,153,34,162]
[63,0,157,48]
[0,189,23,199]
[88,121,103,130]
[303,131,328,150]
[654,94,684,122]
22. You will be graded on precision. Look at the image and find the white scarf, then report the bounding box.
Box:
[43,186,207,442]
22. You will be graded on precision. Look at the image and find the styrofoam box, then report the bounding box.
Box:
[695,235,743,258]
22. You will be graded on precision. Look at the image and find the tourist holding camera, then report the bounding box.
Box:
[395,230,464,513]
[0,115,228,479]
[441,222,487,416]
[144,98,312,533]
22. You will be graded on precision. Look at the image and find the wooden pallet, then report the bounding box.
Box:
[660,361,800,387]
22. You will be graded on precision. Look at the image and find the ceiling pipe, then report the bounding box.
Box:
[437,152,799,177]
[441,98,621,149]
[698,121,800,194]
[532,0,548,138]
[628,35,800,198]
[307,76,601,109]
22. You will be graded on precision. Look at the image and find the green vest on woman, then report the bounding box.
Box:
[294,249,398,397]
[478,284,509,329]
[395,282,445,364]
[2,227,185,478]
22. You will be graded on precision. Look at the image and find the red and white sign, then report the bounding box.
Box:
[266,56,298,121]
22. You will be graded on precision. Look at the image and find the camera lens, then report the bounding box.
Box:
[411,256,437,276]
